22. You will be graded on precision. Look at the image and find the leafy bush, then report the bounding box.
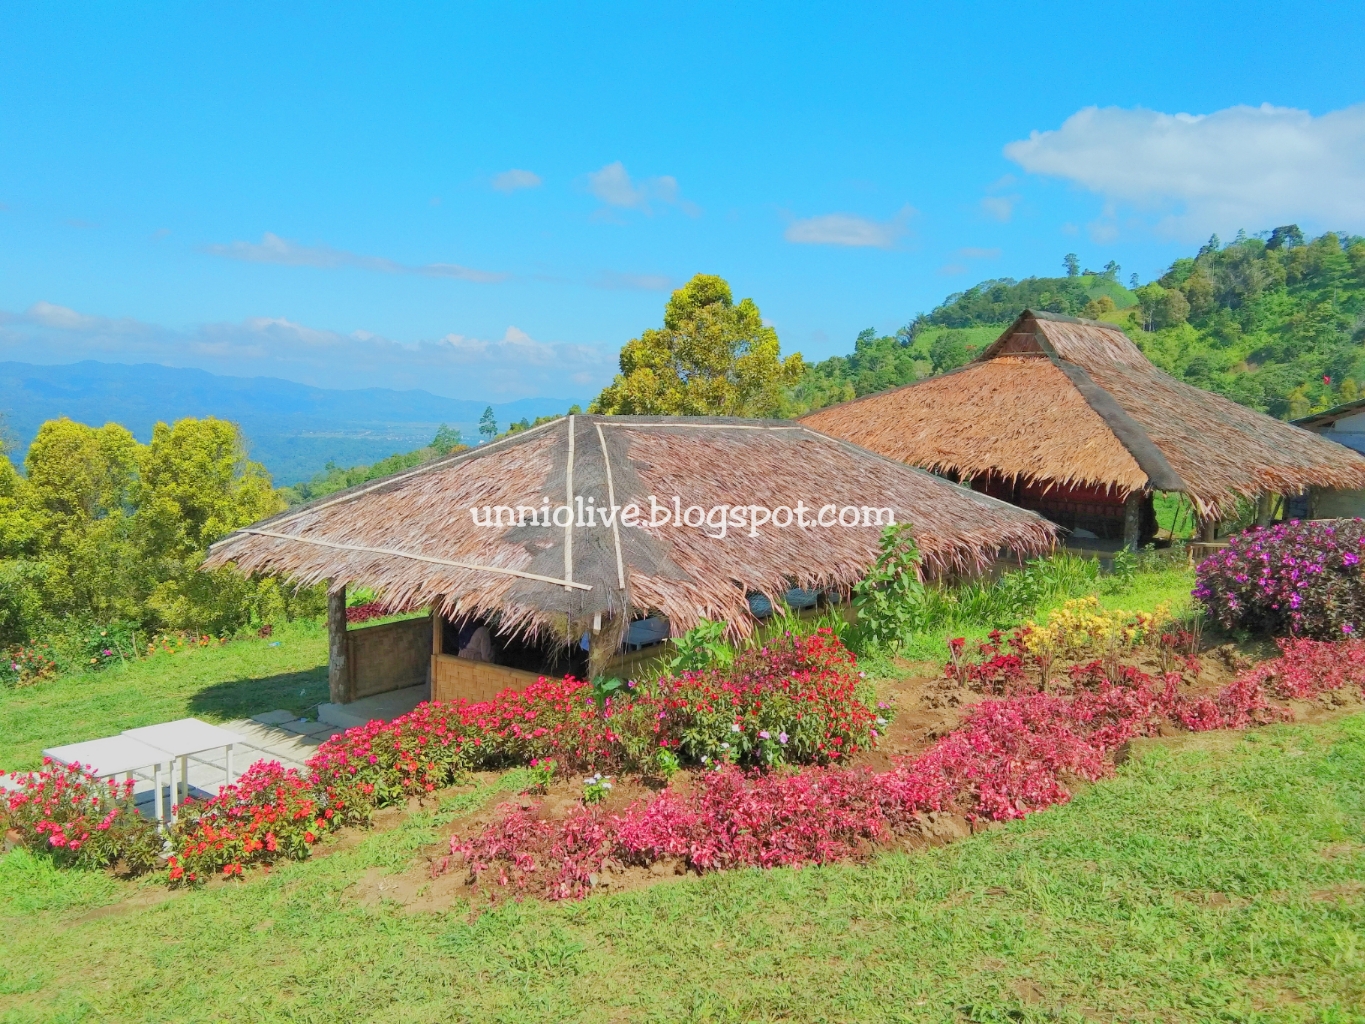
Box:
[664,617,734,673]
[849,523,929,651]
[1194,519,1365,638]
[657,629,887,767]
[1,759,163,873]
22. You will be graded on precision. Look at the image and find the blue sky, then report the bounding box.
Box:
[1,1,1363,405]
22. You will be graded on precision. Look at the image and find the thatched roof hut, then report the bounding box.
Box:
[206,415,1054,659]
[801,310,1365,532]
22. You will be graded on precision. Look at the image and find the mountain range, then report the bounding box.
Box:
[0,360,580,484]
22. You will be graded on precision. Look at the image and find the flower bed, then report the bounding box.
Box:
[96,628,881,883]
[345,602,388,624]
[651,629,885,767]
[1,759,162,872]
[1194,519,1365,638]
[308,628,879,808]
[167,760,360,883]
[448,637,1365,901]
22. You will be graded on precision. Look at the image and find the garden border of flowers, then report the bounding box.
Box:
[7,621,1365,896]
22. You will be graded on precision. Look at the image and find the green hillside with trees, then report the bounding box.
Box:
[794,228,1365,420]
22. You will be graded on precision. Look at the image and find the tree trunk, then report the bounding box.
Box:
[327,583,350,704]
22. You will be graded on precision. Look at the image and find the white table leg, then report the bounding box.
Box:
[153,761,163,826]
[179,754,189,802]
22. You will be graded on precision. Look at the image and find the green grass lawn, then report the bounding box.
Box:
[2,566,1363,1021]
[894,563,1198,665]
[1,713,1362,1022]
[0,619,329,772]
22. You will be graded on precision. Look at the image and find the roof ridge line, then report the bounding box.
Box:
[1043,353,1186,493]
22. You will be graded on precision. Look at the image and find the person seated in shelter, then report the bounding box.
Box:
[456,621,494,662]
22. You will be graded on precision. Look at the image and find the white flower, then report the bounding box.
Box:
[720,742,730,750]
[876,717,887,725]
[730,723,741,733]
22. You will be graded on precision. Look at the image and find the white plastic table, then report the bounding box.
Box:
[123,719,245,811]
[43,734,174,823]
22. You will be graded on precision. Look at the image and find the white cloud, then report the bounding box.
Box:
[204,232,508,283]
[784,206,913,248]
[492,169,542,193]
[1004,102,1365,238]
[0,303,614,400]
[585,162,699,216]
[958,247,1001,259]
[937,263,968,276]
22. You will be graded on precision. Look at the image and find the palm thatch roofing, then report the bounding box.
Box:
[800,310,1365,518]
[204,415,1055,641]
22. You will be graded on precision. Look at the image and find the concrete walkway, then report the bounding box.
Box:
[318,683,428,730]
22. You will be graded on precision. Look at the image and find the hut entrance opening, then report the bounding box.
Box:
[967,471,1158,548]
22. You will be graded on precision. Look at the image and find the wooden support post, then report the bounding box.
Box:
[1122,492,1143,551]
[587,614,628,681]
[1256,492,1274,527]
[1201,518,1217,542]
[431,596,444,656]
[327,583,350,704]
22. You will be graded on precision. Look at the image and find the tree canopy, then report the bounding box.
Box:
[591,274,804,417]
[791,327,920,411]
[0,416,301,645]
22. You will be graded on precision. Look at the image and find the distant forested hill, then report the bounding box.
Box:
[0,361,580,484]
[794,228,1365,420]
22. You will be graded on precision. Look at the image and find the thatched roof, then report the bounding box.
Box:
[800,310,1365,518]
[205,415,1055,640]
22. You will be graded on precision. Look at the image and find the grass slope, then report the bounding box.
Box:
[1,714,1362,1022]
[0,619,328,772]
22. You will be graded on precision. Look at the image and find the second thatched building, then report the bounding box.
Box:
[801,310,1365,546]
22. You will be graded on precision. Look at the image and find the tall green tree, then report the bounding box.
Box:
[479,407,497,442]
[134,418,284,630]
[591,273,804,416]
[23,419,143,621]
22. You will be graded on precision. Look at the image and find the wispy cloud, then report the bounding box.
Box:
[590,271,675,291]
[1005,102,1365,238]
[979,195,1018,222]
[204,232,508,283]
[492,169,542,193]
[784,206,914,248]
[958,247,1001,259]
[586,162,699,216]
[1,302,614,399]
